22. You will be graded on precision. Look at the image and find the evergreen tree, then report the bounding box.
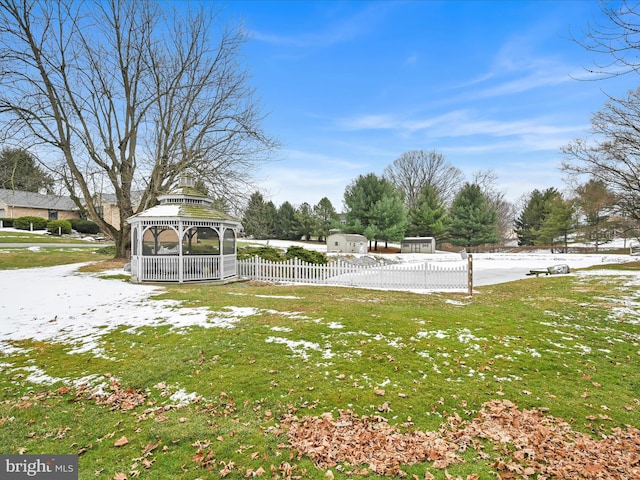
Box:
[370,192,407,248]
[313,197,339,242]
[274,201,297,240]
[514,188,558,246]
[536,194,575,251]
[294,202,316,240]
[0,148,54,192]
[448,183,498,248]
[343,173,406,250]
[407,184,449,238]
[242,192,275,239]
[343,173,383,234]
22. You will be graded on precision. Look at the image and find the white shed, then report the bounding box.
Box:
[401,236,435,254]
[327,233,367,254]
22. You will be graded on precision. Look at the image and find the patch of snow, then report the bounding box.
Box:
[169,388,199,406]
[271,326,292,332]
[265,336,321,360]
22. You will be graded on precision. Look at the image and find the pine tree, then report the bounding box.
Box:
[448,183,498,248]
[407,184,449,238]
[242,192,275,239]
[274,201,297,240]
[536,194,575,251]
[294,202,317,241]
[514,188,558,246]
[370,192,407,248]
[313,197,339,242]
[0,148,54,192]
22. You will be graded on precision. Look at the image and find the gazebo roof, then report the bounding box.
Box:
[127,178,241,226]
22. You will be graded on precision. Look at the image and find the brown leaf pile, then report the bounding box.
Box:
[446,399,640,479]
[282,411,460,476]
[283,400,640,478]
[78,379,146,411]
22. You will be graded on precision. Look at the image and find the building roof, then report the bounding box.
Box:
[329,233,367,241]
[127,181,240,226]
[128,204,240,223]
[402,236,435,241]
[0,188,79,211]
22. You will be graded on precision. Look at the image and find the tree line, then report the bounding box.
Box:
[242,150,503,250]
[242,148,640,251]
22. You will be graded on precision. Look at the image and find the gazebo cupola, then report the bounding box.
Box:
[127,176,241,283]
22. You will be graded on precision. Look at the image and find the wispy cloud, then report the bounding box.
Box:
[250,3,390,49]
[338,108,587,139]
[453,32,579,100]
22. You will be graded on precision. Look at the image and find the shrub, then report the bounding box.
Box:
[286,245,328,264]
[237,244,328,265]
[13,216,48,231]
[0,218,13,228]
[237,245,285,262]
[69,218,100,234]
[47,220,72,235]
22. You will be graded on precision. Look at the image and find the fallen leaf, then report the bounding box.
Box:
[114,436,128,447]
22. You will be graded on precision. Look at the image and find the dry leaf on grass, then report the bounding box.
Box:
[113,436,128,447]
[445,399,640,479]
[282,400,640,478]
[282,410,460,475]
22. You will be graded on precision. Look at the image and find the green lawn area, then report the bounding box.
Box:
[0,229,95,244]
[0,230,113,268]
[0,253,638,479]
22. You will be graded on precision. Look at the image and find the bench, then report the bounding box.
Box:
[527,269,550,277]
[527,264,571,277]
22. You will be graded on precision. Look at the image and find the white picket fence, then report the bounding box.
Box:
[237,256,471,292]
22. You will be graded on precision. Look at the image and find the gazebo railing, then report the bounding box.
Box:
[132,254,235,282]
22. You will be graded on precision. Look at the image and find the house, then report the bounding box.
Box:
[401,236,435,254]
[0,188,81,221]
[327,233,367,253]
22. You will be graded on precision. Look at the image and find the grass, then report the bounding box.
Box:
[0,247,113,269]
[0,229,113,268]
[0,252,638,479]
[0,230,95,244]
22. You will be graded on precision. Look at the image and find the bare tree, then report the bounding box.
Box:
[562,88,640,221]
[563,1,640,222]
[571,0,640,79]
[0,0,276,257]
[383,150,463,209]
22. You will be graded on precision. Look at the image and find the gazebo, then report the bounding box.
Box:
[127,177,242,283]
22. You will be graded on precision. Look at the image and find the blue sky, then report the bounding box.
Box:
[219,0,634,210]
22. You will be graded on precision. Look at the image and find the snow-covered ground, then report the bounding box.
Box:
[1,239,638,357]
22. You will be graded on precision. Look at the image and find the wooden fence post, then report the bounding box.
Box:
[468,254,473,296]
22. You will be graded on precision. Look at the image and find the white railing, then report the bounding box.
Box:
[133,255,230,282]
[237,256,470,291]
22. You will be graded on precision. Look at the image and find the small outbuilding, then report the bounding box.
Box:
[401,236,435,254]
[327,233,367,254]
[127,177,241,283]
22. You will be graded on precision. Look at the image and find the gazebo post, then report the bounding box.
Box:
[218,226,225,279]
[178,220,184,283]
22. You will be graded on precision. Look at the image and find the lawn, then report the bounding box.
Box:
[0,254,638,479]
[0,230,94,244]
